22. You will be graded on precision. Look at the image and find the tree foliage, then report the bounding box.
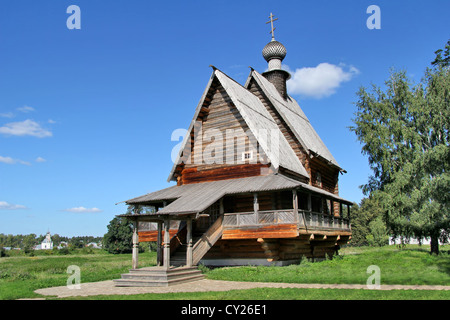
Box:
[432,39,450,68]
[349,198,389,247]
[0,233,102,250]
[103,216,134,254]
[350,40,450,254]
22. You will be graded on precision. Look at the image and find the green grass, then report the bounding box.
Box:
[203,245,450,286]
[57,287,450,300]
[0,249,156,300]
[0,245,449,300]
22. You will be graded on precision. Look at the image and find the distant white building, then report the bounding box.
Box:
[40,232,53,250]
[390,236,444,246]
[86,242,102,249]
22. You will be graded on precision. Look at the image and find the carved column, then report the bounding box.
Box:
[292,189,298,222]
[186,218,193,267]
[157,221,162,266]
[132,220,139,269]
[253,193,259,224]
[163,219,171,270]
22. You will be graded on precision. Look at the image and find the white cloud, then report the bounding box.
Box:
[285,63,359,98]
[17,105,35,113]
[0,201,28,210]
[0,156,15,164]
[0,119,52,138]
[35,157,47,163]
[0,156,31,165]
[62,207,103,213]
[0,112,14,118]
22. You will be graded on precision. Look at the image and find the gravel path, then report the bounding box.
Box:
[34,279,450,299]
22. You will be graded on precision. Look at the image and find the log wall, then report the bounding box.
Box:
[203,234,351,262]
[138,230,178,242]
[181,79,267,177]
[180,163,270,185]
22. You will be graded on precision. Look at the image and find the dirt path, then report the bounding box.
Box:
[34,279,450,299]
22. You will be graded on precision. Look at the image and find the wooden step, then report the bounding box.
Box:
[114,266,204,287]
[113,274,204,287]
[124,269,201,281]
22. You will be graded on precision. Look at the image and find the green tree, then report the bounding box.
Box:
[366,217,389,247]
[349,197,388,246]
[103,216,133,254]
[69,237,84,249]
[432,39,450,68]
[350,40,450,254]
[22,234,37,250]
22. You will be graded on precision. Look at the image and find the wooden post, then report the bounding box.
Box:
[220,198,224,215]
[132,220,139,269]
[163,219,170,270]
[339,202,343,218]
[307,193,312,227]
[347,204,351,221]
[292,189,298,222]
[253,193,259,212]
[307,193,312,212]
[157,221,162,266]
[319,197,324,213]
[253,193,259,224]
[186,218,193,267]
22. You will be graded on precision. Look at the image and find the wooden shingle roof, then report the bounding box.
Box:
[125,174,352,216]
[246,70,342,170]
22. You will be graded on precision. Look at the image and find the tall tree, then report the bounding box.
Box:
[432,39,450,68]
[350,40,450,254]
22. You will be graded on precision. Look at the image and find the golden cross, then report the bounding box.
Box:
[266,12,278,40]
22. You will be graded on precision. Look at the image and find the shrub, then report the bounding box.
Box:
[366,217,389,247]
[58,247,70,255]
[0,246,7,258]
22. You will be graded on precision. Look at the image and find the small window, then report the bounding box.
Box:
[242,151,253,161]
[316,172,322,187]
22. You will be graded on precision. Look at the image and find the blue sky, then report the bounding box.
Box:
[0,0,449,237]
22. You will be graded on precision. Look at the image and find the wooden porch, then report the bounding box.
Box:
[117,177,353,285]
[222,209,351,239]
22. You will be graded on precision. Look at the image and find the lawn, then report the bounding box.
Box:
[59,287,450,300]
[203,245,450,285]
[0,245,449,300]
[0,249,156,300]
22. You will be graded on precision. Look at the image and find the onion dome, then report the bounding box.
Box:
[262,40,287,62]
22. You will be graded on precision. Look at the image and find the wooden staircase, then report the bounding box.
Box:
[114,266,204,287]
[171,215,223,267]
[170,234,203,267]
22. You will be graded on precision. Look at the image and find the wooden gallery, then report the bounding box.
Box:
[115,19,353,286]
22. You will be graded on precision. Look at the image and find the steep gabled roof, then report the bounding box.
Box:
[245,70,342,170]
[168,68,309,182]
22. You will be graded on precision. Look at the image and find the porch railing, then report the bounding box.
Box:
[223,209,351,231]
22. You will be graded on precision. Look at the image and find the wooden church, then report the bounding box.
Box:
[115,14,352,286]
